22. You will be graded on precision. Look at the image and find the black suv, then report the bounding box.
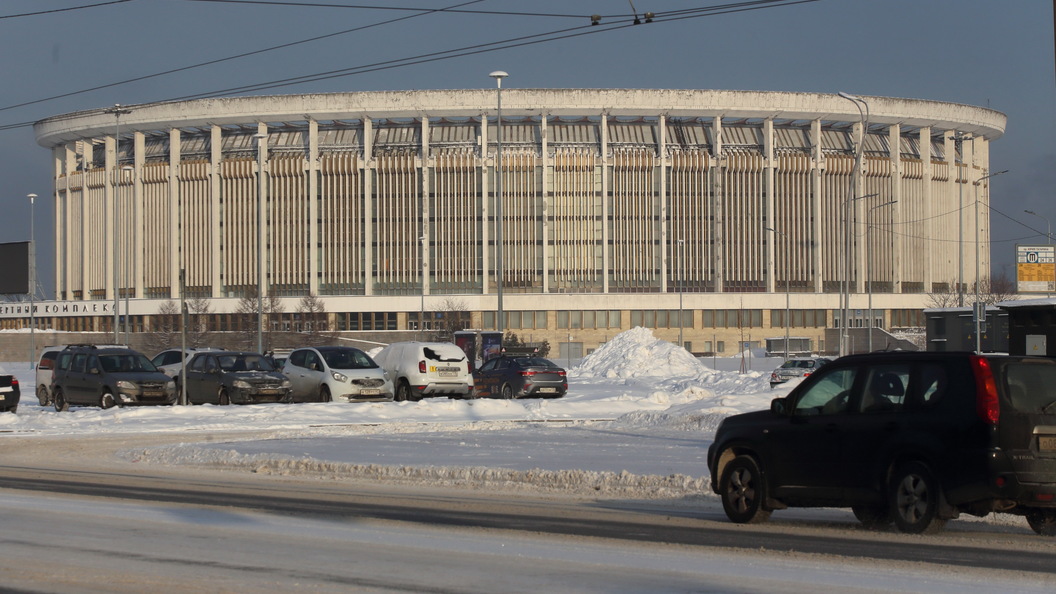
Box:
[707,351,1056,535]
[52,345,177,410]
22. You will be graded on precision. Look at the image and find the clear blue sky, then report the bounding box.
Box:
[1,0,1052,297]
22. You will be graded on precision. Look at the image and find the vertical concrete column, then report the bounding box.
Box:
[599,114,609,294]
[256,123,269,298]
[134,131,146,298]
[308,119,320,296]
[81,141,92,301]
[209,125,222,298]
[105,134,116,301]
[362,117,374,296]
[479,112,490,296]
[852,120,866,295]
[764,118,775,294]
[711,117,724,292]
[659,114,669,293]
[810,119,823,294]
[943,130,957,291]
[420,117,430,298]
[61,145,75,299]
[920,127,933,291]
[889,124,902,294]
[541,115,550,293]
[169,128,181,299]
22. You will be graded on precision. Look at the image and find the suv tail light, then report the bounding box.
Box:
[969,355,1000,425]
[10,378,18,388]
[418,360,427,374]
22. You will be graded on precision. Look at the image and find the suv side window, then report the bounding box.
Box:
[188,355,207,372]
[303,350,320,371]
[39,352,57,370]
[57,352,73,371]
[858,364,911,413]
[793,367,857,416]
[71,353,88,373]
[917,363,949,405]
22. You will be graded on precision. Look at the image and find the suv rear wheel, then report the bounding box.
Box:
[719,455,771,524]
[100,391,116,409]
[395,381,411,402]
[889,461,947,534]
[36,385,50,406]
[1026,509,1056,536]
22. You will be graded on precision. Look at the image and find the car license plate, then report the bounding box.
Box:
[142,391,164,397]
[435,367,458,377]
[258,389,282,395]
[360,389,380,396]
[1040,436,1056,451]
[539,388,557,393]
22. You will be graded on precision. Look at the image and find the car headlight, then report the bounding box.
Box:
[331,371,348,383]
[117,380,137,390]
[282,379,292,388]
[233,380,252,389]
[166,380,176,389]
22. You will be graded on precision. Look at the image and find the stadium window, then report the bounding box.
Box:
[630,310,642,327]
[536,311,548,329]
[557,311,569,328]
[482,311,495,329]
[609,310,622,328]
[583,310,595,329]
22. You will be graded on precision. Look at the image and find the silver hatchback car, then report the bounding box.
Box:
[282,346,393,403]
[769,357,832,388]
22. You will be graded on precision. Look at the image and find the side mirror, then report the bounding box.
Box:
[89,367,101,375]
[771,397,788,416]
[208,367,220,375]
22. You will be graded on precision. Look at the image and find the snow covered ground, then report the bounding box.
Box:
[0,327,1034,519]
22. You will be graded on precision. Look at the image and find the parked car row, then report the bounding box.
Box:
[32,341,568,412]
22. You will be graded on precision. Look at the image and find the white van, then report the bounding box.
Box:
[371,342,474,401]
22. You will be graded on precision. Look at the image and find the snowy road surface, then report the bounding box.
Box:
[2,329,1055,591]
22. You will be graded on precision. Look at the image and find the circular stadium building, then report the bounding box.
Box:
[25,89,1007,358]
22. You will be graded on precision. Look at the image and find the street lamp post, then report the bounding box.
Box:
[677,238,685,348]
[765,227,790,361]
[254,133,268,354]
[28,193,37,369]
[1024,207,1052,301]
[419,235,426,341]
[866,200,897,352]
[837,92,870,356]
[489,71,508,334]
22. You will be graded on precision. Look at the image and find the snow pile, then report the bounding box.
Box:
[573,327,706,379]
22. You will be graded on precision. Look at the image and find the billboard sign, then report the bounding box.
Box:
[1016,245,1056,293]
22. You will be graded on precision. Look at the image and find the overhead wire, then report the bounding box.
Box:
[0,0,135,20]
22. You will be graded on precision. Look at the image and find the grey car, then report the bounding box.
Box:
[182,351,292,405]
[769,357,832,388]
[52,345,176,410]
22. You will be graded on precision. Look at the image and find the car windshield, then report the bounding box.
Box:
[781,360,816,369]
[517,357,558,368]
[322,349,377,370]
[99,354,159,373]
[217,354,274,372]
[423,345,466,363]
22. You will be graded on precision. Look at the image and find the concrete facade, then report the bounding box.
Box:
[16,89,1007,357]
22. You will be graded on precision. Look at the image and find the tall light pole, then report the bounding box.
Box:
[866,200,897,352]
[677,238,685,348]
[973,169,1008,296]
[106,104,131,342]
[837,92,869,356]
[419,235,426,341]
[254,132,268,353]
[765,227,790,361]
[1024,207,1052,301]
[28,193,37,369]
[490,70,508,334]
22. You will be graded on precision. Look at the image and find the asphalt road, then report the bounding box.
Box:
[1,433,1055,592]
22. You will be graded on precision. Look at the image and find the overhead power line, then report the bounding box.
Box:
[4,0,819,130]
[0,0,135,20]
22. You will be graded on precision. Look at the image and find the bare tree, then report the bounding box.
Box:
[926,274,1018,309]
[144,300,181,354]
[432,298,472,343]
[187,297,213,347]
[234,289,285,352]
[296,293,335,346]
